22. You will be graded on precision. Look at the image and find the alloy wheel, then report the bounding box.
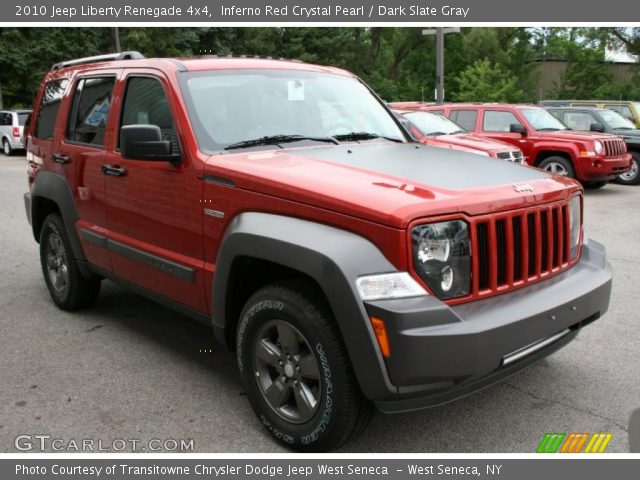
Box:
[45,230,69,295]
[252,319,322,424]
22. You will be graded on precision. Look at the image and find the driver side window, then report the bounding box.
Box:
[120,76,180,154]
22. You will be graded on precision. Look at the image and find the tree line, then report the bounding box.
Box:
[0,27,638,108]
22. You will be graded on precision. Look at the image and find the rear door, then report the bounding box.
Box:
[56,72,120,273]
[104,71,207,313]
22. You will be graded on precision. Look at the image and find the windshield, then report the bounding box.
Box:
[599,109,636,130]
[180,69,406,151]
[520,108,569,131]
[402,111,465,135]
[17,113,30,126]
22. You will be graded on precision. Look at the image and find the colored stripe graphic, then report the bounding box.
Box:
[539,433,613,453]
[536,433,566,453]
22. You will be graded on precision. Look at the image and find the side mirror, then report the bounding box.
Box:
[590,123,605,133]
[120,124,180,164]
[510,123,527,135]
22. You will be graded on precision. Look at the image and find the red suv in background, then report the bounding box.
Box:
[408,103,632,188]
[391,106,524,163]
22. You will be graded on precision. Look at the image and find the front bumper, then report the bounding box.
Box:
[366,238,611,413]
[580,154,632,180]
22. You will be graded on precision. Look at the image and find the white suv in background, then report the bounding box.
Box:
[0,110,31,156]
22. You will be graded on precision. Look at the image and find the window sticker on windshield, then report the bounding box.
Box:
[288,80,305,101]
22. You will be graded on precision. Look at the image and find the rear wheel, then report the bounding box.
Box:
[236,280,372,452]
[39,213,101,310]
[615,152,640,185]
[2,139,12,156]
[538,156,575,179]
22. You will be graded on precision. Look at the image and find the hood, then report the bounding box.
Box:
[206,143,580,228]
[616,129,640,143]
[535,130,620,142]
[429,133,515,153]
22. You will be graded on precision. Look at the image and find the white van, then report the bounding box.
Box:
[0,110,31,155]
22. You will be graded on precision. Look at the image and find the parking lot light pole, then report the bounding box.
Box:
[422,27,460,104]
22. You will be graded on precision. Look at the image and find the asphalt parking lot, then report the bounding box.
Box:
[0,154,638,453]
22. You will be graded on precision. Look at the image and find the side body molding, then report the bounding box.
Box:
[212,212,399,399]
[29,171,91,276]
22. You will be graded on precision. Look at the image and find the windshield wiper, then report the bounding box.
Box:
[536,127,563,131]
[333,132,403,143]
[448,130,466,135]
[424,131,448,137]
[613,127,635,131]
[225,134,339,151]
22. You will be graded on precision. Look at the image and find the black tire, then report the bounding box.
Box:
[583,181,608,189]
[39,213,101,310]
[2,139,12,156]
[538,156,575,179]
[615,152,640,186]
[236,280,372,452]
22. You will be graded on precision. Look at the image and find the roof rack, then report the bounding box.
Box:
[51,51,145,71]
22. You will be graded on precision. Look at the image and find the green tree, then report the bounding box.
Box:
[454,59,525,102]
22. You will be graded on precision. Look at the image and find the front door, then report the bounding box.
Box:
[105,72,207,313]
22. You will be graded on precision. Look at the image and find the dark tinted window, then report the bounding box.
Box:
[483,110,522,132]
[0,113,10,126]
[67,77,115,146]
[451,110,478,131]
[35,79,69,140]
[120,76,177,152]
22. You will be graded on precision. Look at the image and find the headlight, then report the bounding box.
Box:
[412,220,470,299]
[594,141,603,155]
[568,196,582,259]
[356,272,428,301]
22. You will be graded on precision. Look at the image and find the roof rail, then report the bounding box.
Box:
[51,51,145,70]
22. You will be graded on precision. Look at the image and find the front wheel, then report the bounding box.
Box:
[236,280,372,452]
[615,152,640,185]
[538,156,575,179]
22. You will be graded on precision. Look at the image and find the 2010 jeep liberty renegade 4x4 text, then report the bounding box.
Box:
[24,52,612,452]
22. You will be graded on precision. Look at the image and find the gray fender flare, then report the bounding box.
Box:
[212,212,399,399]
[30,171,91,276]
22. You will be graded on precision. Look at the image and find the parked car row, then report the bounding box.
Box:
[390,101,636,188]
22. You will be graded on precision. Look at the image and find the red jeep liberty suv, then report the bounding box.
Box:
[410,102,631,187]
[24,53,612,451]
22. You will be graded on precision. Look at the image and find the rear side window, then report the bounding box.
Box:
[0,113,11,126]
[66,77,115,147]
[451,110,478,131]
[35,79,69,140]
[483,110,522,132]
[120,76,178,152]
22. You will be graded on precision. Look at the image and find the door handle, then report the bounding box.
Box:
[52,154,70,164]
[101,164,127,177]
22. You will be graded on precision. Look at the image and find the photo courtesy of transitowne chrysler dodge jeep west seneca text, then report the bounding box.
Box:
[23,52,612,452]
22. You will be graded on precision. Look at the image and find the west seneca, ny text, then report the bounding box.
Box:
[15,463,504,477]
[15,4,472,20]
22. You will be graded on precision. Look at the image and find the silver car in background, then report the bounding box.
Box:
[1,110,31,156]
